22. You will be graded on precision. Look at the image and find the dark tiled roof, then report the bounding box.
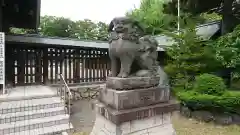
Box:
[155,20,221,47]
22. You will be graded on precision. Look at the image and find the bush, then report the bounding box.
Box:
[193,74,226,96]
[177,91,240,114]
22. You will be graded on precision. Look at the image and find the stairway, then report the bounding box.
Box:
[0,86,73,135]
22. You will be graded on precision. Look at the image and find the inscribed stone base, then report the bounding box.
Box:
[90,113,176,135]
[99,86,170,110]
[92,100,179,125]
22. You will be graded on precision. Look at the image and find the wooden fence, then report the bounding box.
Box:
[5,43,110,86]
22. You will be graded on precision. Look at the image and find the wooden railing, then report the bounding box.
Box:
[5,45,110,86]
[58,74,73,125]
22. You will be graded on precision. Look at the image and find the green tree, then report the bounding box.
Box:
[213,25,240,68]
[126,0,217,35]
[9,27,32,34]
[95,22,108,41]
[200,12,222,22]
[71,19,108,41]
[39,16,76,37]
[164,22,221,88]
[8,15,109,41]
[163,0,240,34]
[72,19,98,39]
[126,0,177,35]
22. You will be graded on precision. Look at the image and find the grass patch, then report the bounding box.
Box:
[172,113,240,135]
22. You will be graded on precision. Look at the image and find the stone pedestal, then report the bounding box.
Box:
[91,77,179,135]
[99,86,171,110]
[91,113,176,135]
[106,76,161,90]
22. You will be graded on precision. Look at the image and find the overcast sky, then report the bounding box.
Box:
[40,0,141,23]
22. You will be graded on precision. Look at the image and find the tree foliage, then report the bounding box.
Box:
[164,22,221,88]
[163,0,240,34]
[163,0,222,15]
[200,12,222,22]
[193,73,226,96]
[126,0,220,35]
[213,25,240,68]
[165,22,240,88]
[39,16,75,37]
[72,19,108,41]
[9,15,109,41]
[126,0,177,34]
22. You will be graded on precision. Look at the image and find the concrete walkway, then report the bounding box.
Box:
[0,85,57,101]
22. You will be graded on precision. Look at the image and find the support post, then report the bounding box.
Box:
[0,32,5,94]
[0,0,2,32]
[43,48,49,84]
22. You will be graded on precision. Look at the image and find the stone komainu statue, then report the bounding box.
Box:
[108,17,144,43]
[108,17,159,78]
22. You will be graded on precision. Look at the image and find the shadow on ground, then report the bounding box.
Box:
[70,99,96,133]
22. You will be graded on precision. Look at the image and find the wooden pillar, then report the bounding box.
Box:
[35,48,42,84]
[43,48,49,84]
[1,1,9,33]
[5,46,14,86]
[74,49,80,83]
[17,49,25,85]
[0,1,2,32]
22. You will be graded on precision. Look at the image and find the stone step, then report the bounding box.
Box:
[0,94,59,102]
[5,123,73,135]
[0,107,66,124]
[0,86,58,102]
[0,114,70,135]
[0,97,64,114]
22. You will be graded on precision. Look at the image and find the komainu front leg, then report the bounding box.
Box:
[110,57,118,77]
[118,56,133,78]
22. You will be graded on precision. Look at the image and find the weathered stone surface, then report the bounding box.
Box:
[90,113,176,135]
[180,107,240,125]
[92,100,179,125]
[180,106,191,117]
[90,16,177,134]
[106,76,160,90]
[108,17,159,78]
[215,114,233,125]
[191,111,214,122]
[99,86,170,110]
[231,114,240,124]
